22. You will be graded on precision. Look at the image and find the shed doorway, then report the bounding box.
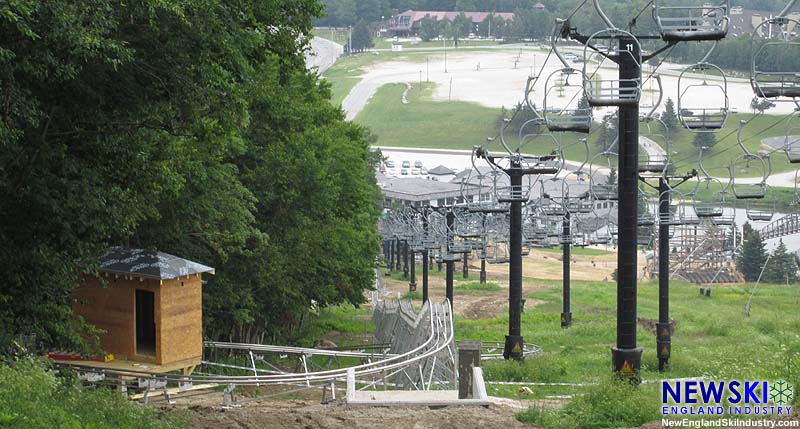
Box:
[135,289,156,356]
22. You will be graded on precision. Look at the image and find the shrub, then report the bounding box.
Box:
[0,359,188,429]
[517,378,661,428]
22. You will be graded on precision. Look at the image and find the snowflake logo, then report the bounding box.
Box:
[769,380,794,405]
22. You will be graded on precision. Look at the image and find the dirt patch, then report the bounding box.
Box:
[637,318,678,336]
[168,396,531,429]
[481,249,631,282]
[460,296,505,320]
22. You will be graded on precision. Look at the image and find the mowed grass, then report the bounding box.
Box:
[459,279,800,414]
[357,82,602,162]
[356,82,496,149]
[322,51,449,106]
[312,27,350,46]
[318,260,799,427]
[647,113,797,175]
[457,278,800,427]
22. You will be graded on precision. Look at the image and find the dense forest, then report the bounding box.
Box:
[0,0,382,353]
[315,0,797,28]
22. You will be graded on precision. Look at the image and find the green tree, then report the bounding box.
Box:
[692,132,717,149]
[334,0,358,26]
[596,116,617,152]
[350,21,374,53]
[606,167,618,186]
[419,16,440,42]
[736,223,768,282]
[0,0,380,351]
[662,97,678,132]
[451,12,473,45]
[577,94,591,111]
[764,240,798,284]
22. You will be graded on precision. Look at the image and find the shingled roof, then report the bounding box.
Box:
[96,247,215,280]
[428,165,455,175]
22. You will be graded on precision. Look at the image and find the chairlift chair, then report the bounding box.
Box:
[694,204,723,218]
[783,112,800,163]
[575,233,591,247]
[637,228,655,247]
[750,17,800,100]
[589,152,619,201]
[729,121,771,200]
[638,102,673,174]
[689,181,724,218]
[542,68,593,133]
[712,213,735,226]
[590,230,612,245]
[654,0,730,42]
[638,213,656,227]
[658,190,692,226]
[486,242,508,264]
[582,28,642,107]
[795,167,800,204]
[745,200,775,222]
[677,63,729,132]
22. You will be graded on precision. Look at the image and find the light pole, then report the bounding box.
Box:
[443,36,448,73]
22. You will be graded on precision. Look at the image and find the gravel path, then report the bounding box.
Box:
[305,37,343,75]
[177,397,531,429]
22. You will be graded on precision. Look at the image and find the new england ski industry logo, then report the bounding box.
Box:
[662,379,794,416]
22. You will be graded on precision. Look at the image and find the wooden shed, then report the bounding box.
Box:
[71,247,214,373]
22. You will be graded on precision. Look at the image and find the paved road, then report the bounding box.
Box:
[639,136,667,158]
[342,69,415,121]
[762,135,800,150]
[305,37,343,75]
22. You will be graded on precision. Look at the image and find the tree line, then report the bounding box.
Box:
[737,223,799,283]
[0,0,382,352]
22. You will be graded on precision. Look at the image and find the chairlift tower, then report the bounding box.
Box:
[640,168,696,371]
[477,149,558,360]
[561,0,730,378]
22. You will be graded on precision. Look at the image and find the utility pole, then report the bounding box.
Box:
[476,150,558,360]
[444,37,448,73]
[403,240,409,279]
[443,209,459,306]
[640,170,695,371]
[657,178,671,371]
[462,249,469,278]
[386,238,394,272]
[409,245,417,291]
[561,210,572,328]
[395,238,402,271]
[506,164,524,360]
[611,33,642,378]
[480,214,487,284]
[422,211,430,303]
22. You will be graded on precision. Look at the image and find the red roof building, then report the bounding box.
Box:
[388,10,516,36]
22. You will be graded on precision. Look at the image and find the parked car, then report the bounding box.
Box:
[411,168,420,175]
[401,168,409,175]
[414,160,423,168]
[385,160,395,168]
[420,167,428,175]
[402,160,411,168]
